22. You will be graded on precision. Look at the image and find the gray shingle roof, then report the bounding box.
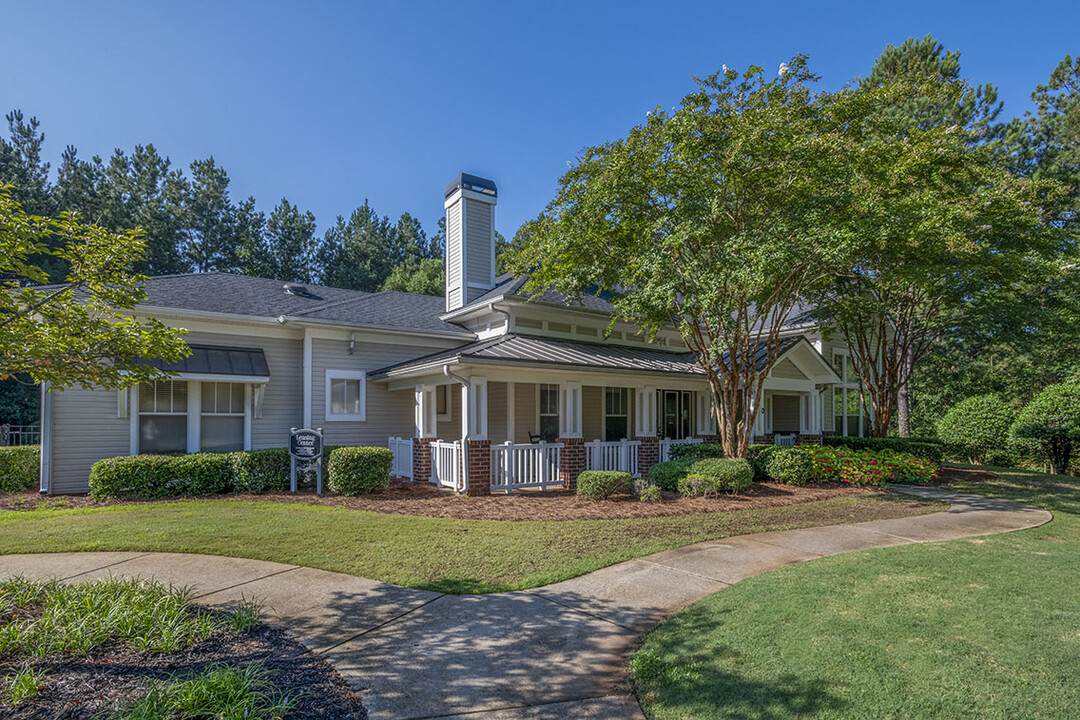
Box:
[137,273,471,336]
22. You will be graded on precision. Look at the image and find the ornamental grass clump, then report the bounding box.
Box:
[326,447,393,496]
[576,471,632,500]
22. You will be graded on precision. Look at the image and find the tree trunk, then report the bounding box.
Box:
[897,345,914,438]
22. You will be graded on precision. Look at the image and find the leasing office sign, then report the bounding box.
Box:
[289,427,324,494]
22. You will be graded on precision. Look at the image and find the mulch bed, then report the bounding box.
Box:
[2,481,902,521]
[0,619,366,719]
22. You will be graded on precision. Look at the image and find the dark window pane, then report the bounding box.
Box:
[605,416,628,441]
[539,415,559,442]
[201,416,244,452]
[140,416,187,454]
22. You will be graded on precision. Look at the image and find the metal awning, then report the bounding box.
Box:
[141,344,271,382]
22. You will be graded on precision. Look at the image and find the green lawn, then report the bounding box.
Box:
[0,494,938,594]
[632,467,1080,720]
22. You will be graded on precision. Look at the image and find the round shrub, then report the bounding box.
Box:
[937,394,1017,464]
[762,447,814,485]
[677,458,753,497]
[668,443,724,461]
[647,460,693,492]
[576,470,632,500]
[0,445,39,493]
[1010,383,1080,474]
[327,447,393,496]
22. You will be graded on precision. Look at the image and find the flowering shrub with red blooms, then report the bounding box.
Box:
[804,445,938,486]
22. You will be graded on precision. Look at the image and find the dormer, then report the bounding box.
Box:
[444,173,497,312]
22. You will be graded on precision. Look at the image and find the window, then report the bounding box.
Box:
[201,382,245,452]
[604,387,629,441]
[538,383,559,441]
[139,380,188,454]
[436,384,451,421]
[832,349,863,437]
[325,371,366,421]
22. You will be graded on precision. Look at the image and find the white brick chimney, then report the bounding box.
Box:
[444,173,497,312]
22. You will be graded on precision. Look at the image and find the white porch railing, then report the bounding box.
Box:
[430,440,462,491]
[774,433,797,447]
[585,439,641,477]
[659,437,703,462]
[1,424,39,446]
[491,441,563,492]
[388,436,413,480]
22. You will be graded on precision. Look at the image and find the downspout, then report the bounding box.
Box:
[39,381,51,495]
[443,365,471,493]
[487,302,512,334]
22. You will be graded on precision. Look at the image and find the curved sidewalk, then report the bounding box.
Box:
[0,487,1051,720]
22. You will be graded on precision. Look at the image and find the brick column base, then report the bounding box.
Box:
[557,437,585,491]
[413,437,433,483]
[636,436,660,477]
[796,434,822,445]
[756,433,775,446]
[464,439,491,496]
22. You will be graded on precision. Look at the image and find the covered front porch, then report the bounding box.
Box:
[371,334,837,495]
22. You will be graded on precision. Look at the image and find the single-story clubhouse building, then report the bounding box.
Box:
[39,174,869,496]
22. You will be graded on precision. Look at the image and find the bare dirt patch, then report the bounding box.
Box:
[2,481,910,521]
[935,465,997,485]
[0,619,365,719]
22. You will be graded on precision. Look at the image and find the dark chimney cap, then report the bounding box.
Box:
[445,173,497,199]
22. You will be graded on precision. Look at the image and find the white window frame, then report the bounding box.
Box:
[132,379,255,454]
[604,386,629,441]
[199,381,248,452]
[831,349,864,438]
[135,379,190,454]
[537,383,560,441]
[325,370,367,422]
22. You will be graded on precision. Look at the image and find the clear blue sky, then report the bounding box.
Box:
[2,0,1076,240]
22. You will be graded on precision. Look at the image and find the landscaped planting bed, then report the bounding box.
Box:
[0,577,366,719]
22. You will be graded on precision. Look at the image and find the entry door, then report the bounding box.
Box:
[662,391,679,438]
[658,390,693,439]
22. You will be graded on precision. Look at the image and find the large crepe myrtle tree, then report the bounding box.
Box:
[814,73,1063,438]
[0,186,189,390]
[512,57,856,459]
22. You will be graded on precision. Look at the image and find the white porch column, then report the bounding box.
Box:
[634,386,657,437]
[466,376,488,440]
[559,381,582,438]
[506,382,516,444]
[243,384,253,451]
[799,393,809,434]
[415,385,437,438]
[186,380,201,454]
[695,391,717,436]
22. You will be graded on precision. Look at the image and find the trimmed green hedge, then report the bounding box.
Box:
[576,470,632,500]
[327,447,392,496]
[232,448,291,493]
[647,460,694,492]
[668,443,724,461]
[763,447,815,486]
[822,436,944,464]
[938,394,1017,465]
[677,459,753,497]
[0,445,39,493]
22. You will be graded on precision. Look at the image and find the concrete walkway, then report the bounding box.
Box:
[0,487,1051,719]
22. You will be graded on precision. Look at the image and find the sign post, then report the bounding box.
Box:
[289,427,325,495]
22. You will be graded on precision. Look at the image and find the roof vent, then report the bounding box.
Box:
[283,282,313,297]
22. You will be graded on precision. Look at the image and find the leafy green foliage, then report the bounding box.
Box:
[762,447,815,485]
[0,576,221,657]
[806,445,844,482]
[89,453,241,499]
[0,188,190,389]
[1010,383,1080,474]
[639,484,662,503]
[515,57,856,458]
[326,447,392,496]
[0,445,38,493]
[110,662,296,720]
[677,459,753,497]
[647,460,694,492]
[746,444,780,479]
[821,436,944,464]
[576,470,632,500]
[668,443,724,461]
[937,394,1017,464]
[232,448,291,493]
[380,257,445,296]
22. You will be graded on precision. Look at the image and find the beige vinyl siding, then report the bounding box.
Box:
[436,384,462,440]
[310,336,423,447]
[823,389,835,432]
[488,381,508,443]
[771,394,801,432]
[446,201,463,309]
[48,388,130,494]
[464,198,493,293]
[582,385,604,441]
[770,358,809,380]
[514,382,536,443]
